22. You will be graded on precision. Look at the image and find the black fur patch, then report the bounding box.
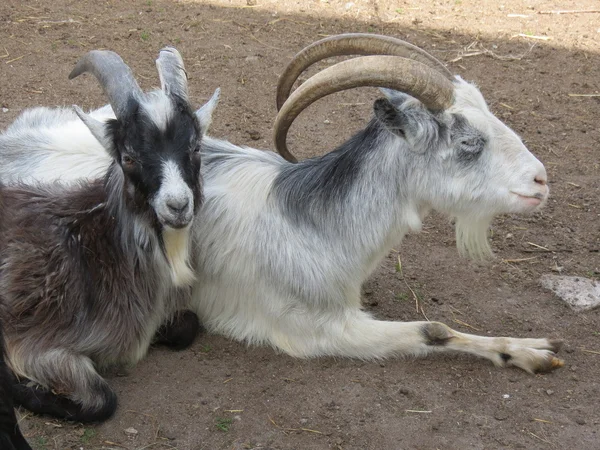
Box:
[154,310,203,350]
[500,352,512,363]
[13,378,117,423]
[451,113,487,166]
[273,118,383,224]
[421,323,453,346]
[0,326,31,450]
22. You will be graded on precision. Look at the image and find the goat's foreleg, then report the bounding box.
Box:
[154,309,203,350]
[11,348,117,423]
[273,311,563,373]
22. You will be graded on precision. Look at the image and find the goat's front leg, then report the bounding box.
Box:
[420,321,563,373]
[10,348,117,423]
[273,311,563,373]
[154,310,202,350]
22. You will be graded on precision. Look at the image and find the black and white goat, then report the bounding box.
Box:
[0,324,31,450]
[0,47,217,422]
[0,35,563,374]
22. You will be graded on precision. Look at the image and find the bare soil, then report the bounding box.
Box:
[1,0,599,449]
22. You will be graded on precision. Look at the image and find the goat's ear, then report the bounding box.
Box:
[373,98,407,138]
[195,88,220,136]
[73,105,115,156]
[378,88,410,105]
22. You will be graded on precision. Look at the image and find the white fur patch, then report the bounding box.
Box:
[152,160,194,226]
[163,225,195,287]
[141,93,174,132]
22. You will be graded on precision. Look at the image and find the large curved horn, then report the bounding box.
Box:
[276,33,454,110]
[273,55,455,163]
[69,50,143,120]
[156,47,189,101]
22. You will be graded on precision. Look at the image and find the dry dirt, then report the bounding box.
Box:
[1,0,600,449]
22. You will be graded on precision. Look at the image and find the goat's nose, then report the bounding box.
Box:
[166,198,190,214]
[534,175,547,186]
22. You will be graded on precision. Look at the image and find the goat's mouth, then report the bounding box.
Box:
[158,212,194,230]
[510,191,546,207]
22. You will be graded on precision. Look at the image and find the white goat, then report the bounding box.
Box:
[0,35,563,373]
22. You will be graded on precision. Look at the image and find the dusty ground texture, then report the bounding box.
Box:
[1,0,600,449]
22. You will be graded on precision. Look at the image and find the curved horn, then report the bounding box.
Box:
[156,47,189,101]
[273,55,455,163]
[276,33,454,110]
[69,50,142,120]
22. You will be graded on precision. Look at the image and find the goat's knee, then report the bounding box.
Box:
[154,310,203,351]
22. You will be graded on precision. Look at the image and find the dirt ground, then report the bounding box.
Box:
[1,0,599,448]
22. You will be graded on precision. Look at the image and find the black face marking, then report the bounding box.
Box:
[105,97,203,222]
[421,323,453,346]
[500,352,512,363]
[451,113,487,165]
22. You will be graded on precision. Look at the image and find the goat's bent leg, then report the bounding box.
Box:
[274,311,563,373]
[154,310,202,350]
[11,348,117,423]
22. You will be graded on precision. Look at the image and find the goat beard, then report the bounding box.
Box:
[454,215,494,260]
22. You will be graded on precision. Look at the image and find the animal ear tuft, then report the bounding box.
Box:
[373,98,407,138]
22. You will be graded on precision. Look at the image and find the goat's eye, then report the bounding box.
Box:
[122,155,136,167]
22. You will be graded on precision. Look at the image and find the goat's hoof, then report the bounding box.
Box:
[534,354,565,374]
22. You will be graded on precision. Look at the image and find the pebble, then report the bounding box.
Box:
[124,427,138,436]
[494,410,510,421]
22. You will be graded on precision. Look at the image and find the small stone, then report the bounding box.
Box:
[124,427,139,436]
[300,418,309,424]
[324,119,331,124]
[502,394,510,399]
[575,417,586,425]
[1,108,8,113]
[494,410,510,421]
[540,274,600,311]
[247,130,261,140]
[546,389,555,396]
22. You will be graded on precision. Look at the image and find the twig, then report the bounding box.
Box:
[453,317,481,331]
[502,256,539,263]
[568,93,600,97]
[6,55,25,64]
[250,34,281,50]
[539,9,600,15]
[268,415,323,434]
[405,409,432,413]
[103,441,130,449]
[449,42,535,63]
[527,242,550,251]
[580,348,600,355]
[528,431,554,446]
[512,33,552,41]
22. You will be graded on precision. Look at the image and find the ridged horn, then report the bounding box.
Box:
[156,47,189,101]
[69,50,143,120]
[276,33,454,110]
[273,55,455,163]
